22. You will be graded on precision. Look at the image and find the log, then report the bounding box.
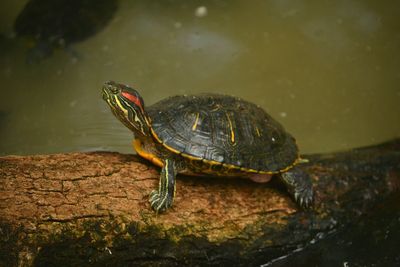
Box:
[0,139,399,266]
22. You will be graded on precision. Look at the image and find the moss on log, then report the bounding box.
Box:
[0,139,399,266]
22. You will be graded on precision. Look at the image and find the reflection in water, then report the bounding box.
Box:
[14,0,118,63]
[336,1,381,34]
[261,194,400,267]
[129,11,241,81]
[0,1,399,265]
[0,0,399,156]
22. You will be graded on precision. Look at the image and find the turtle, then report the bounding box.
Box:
[102,81,314,213]
[14,0,117,63]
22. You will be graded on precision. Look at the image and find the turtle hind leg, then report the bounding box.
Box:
[149,158,177,213]
[280,167,314,209]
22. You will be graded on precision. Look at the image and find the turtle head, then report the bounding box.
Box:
[102,81,151,137]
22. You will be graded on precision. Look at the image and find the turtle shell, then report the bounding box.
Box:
[147,94,298,173]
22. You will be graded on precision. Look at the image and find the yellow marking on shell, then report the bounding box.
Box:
[150,128,163,143]
[258,169,279,174]
[222,163,240,170]
[255,126,261,137]
[240,167,259,173]
[181,153,202,161]
[162,142,182,155]
[276,163,293,173]
[192,113,200,131]
[150,127,183,154]
[225,113,235,144]
[148,118,302,176]
[272,157,301,174]
[133,139,163,167]
[180,152,299,175]
[210,104,221,111]
[203,158,223,166]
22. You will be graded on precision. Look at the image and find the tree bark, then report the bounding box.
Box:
[0,139,399,266]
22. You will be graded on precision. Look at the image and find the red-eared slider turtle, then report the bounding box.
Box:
[102,81,314,213]
[14,0,117,63]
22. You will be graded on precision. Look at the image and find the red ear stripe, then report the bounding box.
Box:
[122,92,143,110]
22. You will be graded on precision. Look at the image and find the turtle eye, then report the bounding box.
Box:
[103,81,121,95]
[109,85,120,94]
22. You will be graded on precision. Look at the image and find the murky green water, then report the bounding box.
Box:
[0,0,399,156]
[1,2,399,266]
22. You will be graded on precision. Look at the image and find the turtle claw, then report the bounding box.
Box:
[148,190,173,213]
[280,167,314,210]
[294,192,300,202]
[294,186,314,209]
[149,190,159,203]
[148,159,177,213]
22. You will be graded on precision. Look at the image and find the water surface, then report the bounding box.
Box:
[0,1,399,266]
[0,1,399,155]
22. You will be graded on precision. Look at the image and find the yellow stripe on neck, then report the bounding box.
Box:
[114,96,128,116]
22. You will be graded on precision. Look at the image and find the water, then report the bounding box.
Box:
[0,1,399,265]
[0,0,399,156]
[262,194,400,267]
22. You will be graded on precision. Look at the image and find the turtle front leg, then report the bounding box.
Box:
[280,167,314,209]
[149,158,177,213]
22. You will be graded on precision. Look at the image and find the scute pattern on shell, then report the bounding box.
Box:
[147,94,298,172]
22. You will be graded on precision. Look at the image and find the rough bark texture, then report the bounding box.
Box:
[0,139,399,266]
